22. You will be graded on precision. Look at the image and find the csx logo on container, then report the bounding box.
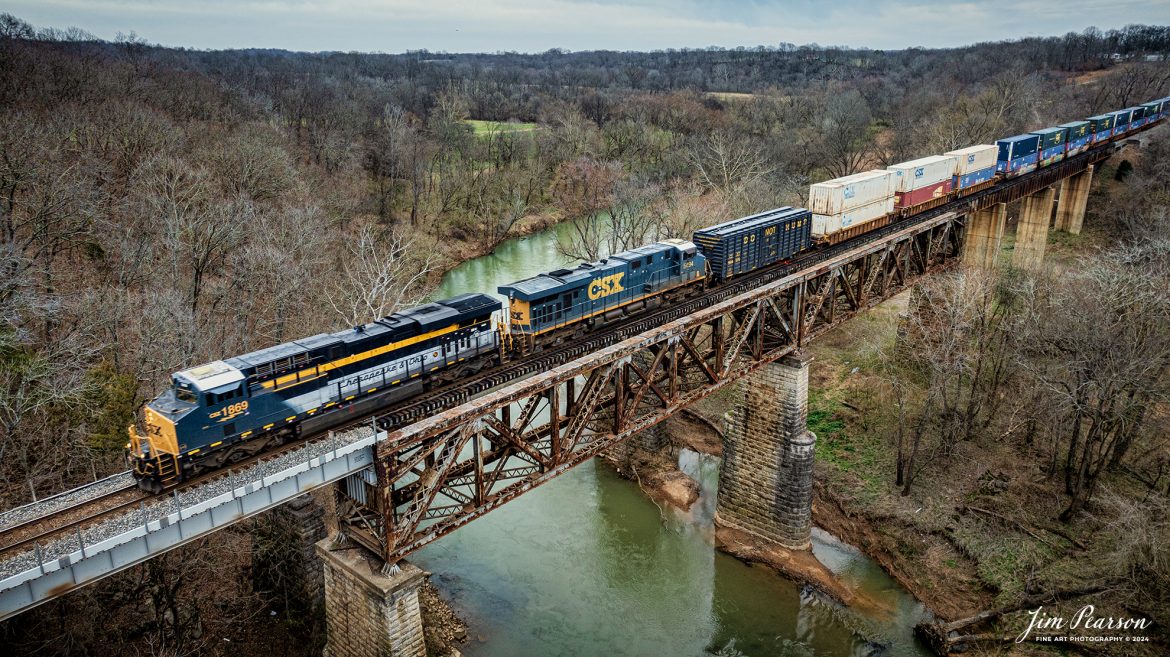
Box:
[844,188,855,199]
[588,273,625,300]
[914,167,925,178]
[967,154,976,164]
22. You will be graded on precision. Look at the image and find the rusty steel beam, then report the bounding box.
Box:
[335,211,964,563]
[331,134,1140,564]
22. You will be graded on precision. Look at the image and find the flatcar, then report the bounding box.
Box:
[127,95,1170,492]
[128,293,500,491]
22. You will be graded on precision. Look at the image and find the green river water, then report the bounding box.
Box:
[417,222,932,657]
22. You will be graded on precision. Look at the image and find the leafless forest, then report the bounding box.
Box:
[1,13,1169,655]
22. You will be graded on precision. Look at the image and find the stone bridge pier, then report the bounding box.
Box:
[715,351,816,551]
[316,539,428,657]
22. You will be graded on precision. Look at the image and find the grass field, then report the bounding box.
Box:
[465,119,538,136]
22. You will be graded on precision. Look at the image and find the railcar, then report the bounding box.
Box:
[128,293,501,491]
[995,134,1040,177]
[694,207,812,278]
[1109,108,1133,137]
[809,170,897,244]
[1087,114,1116,144]
[1060,121,1091,157]
[499,239,705,351]
[944,145,998,196]
[888,155,956,214]
[1031,127,1068,167]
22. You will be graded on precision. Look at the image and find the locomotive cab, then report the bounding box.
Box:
[128,361,247,492]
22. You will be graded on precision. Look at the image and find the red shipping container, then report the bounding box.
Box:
[894,179,952,209]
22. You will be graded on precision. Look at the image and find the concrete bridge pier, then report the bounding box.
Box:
[317,539,427,657]
[1054,165,1094,235]
[1012,186,1056,270]
[962,202,1007,269]
[715,351,816,551]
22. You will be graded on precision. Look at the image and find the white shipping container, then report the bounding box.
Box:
[808,170,896,215]
[943,145,998,175]
[887,155,956,192]
[812,197,895,237]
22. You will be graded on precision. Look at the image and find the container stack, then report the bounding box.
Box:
[1060,120,1092,157]
[808,170,896,240]
[886,155,956,210]
[1030,127,1068,167]
[943,145,997,192]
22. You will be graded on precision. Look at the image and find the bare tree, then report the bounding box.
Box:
[327,224,439,327]
[1019,242,1170,521]
[687,129,773,200]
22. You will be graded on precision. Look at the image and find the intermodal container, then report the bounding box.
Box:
[1110,108,1133,136]
[1142,101,1162,123]
[693,207,812,279]
[1087,114,1115,143]
[944,145,997,191]
[887,155,955,209]
[811,197,894,239]
[1059,121,1091,156]
[1131,106,1148,129]
[1030,127,1068,167]
[995,134,1040,176]
[808,170,896,215]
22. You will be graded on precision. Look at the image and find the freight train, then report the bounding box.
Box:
[128,96,1170,492]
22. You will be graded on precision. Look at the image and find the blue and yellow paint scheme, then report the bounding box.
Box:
[129,293,500,491]
[498,239,705,339]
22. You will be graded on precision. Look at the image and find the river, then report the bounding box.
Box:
[417,220,932,657]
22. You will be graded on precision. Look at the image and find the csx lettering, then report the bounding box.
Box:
[588,273,625,300]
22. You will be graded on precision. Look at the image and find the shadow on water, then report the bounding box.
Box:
[415,222,933,657]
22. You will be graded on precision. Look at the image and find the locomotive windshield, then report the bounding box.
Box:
[175,387,197,403]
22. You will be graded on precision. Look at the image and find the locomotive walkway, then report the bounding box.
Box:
[0,124,1156,649]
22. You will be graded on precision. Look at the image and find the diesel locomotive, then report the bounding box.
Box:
[128,95,1169,492]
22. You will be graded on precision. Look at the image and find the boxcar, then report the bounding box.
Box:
[693,206,812,279]
[996,134,1040,176]
[1030,127,1068,167]
[499,239,705,338]
[1059,120,1091,157]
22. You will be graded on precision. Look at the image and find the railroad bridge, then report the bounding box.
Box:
[0,133,1144,655]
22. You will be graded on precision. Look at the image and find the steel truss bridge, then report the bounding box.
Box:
[0,135,1133,620]
[334,145,1118,562]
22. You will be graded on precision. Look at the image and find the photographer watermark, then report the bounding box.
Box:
[1017,605,1152,643]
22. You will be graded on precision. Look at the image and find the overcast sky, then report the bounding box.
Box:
[7,0,1170,53]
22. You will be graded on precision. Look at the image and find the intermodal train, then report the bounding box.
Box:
[127,96,1170,492]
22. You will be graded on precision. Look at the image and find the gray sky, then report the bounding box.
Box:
[7,0,1170,52]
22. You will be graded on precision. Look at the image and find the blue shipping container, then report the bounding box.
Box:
[1087,114,1115,143]
[955,165,995,191]
[996,134,1040,176]
[1031,127,1068,167]
[1110,109,1133,135]
[1130,106,1148,129]
[1059,121,1091,156]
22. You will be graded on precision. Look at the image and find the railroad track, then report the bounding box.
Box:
[0,136,1128,565]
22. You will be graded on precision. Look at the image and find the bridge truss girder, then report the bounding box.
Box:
[336,211,963,564]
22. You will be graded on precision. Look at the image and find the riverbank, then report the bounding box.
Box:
[613,270,1165,655]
